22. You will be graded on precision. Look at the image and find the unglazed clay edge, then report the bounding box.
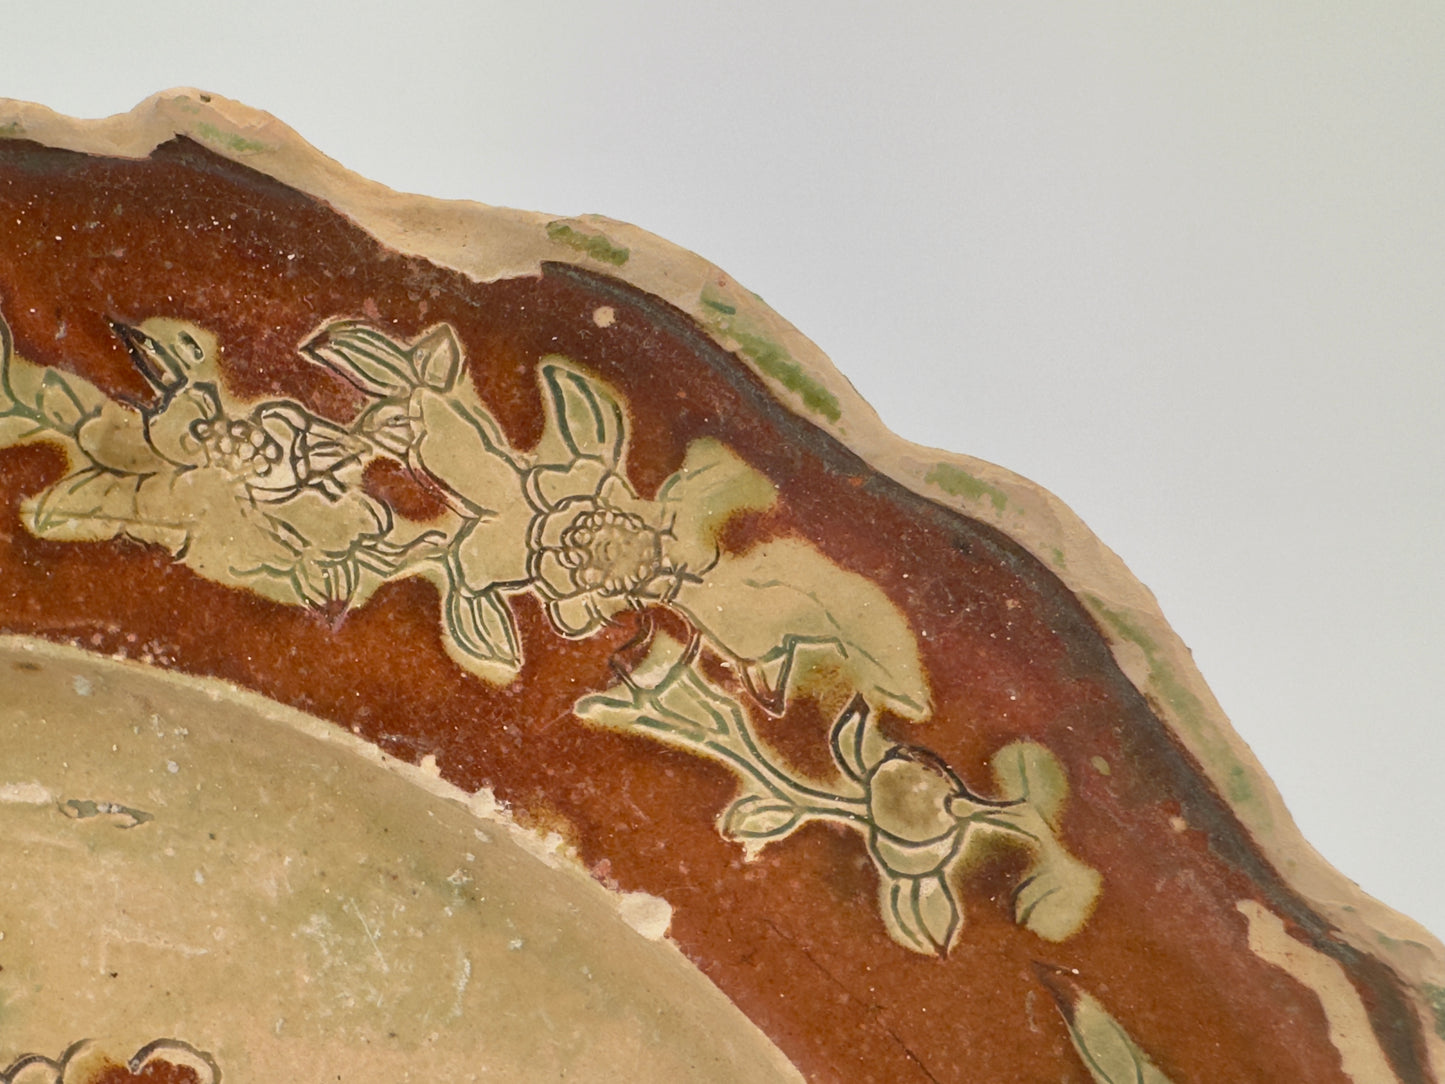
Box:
[2,88,1441,1054]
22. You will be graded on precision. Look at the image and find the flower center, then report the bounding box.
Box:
[192,417,285,480]
[559,507,662,596]
[868,754,960,843]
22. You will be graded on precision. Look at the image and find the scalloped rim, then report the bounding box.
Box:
[2,87,1441,1036]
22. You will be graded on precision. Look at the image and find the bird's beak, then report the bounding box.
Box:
[110,319,185,393]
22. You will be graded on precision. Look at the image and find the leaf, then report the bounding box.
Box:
[992,801,1101,942]
[984,743,1102,941]
[0,336,107,441]
[24,468,143,541]
[575,633,741,742]
[410,323,463,390]
[1038,969,1175,1084]
[1014,837,1103,942]
[443,585,522,670]
[655,438,776,569]
[828,694,894,785]
[829,695,871,781]
[301,320,415,396]
[33,368,100,435]
[880,872,960,956]
[992,741,1070,827]
[721,793,802,842]
[537,358,626,467]
[671,539,930,719]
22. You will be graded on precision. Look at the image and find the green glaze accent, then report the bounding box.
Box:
[697,285,841,424]
[1051,547,1068,569]
[925,462,1008,514]
[1085,594,1271,828]
[700,295,737,316]
[545,222,630,267]
[1422,983,1445,1041]
[1090,756,1111,776]
[195,122,271,155]
[0,122,22,138]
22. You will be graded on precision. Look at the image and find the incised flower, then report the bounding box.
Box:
[829,695,1101,953]
[856,734,980,954]
[523,456,694,637]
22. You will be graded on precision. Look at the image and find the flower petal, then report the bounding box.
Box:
[547,594,604,638]
[525,457,609,511]
[534,503,582,552]
[877,871,961,956]
[534,358,627,468]
[528,547,579,599]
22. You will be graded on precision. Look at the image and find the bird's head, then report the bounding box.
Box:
[111,317,221,395]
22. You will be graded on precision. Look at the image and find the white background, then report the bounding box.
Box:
[4,4,1442,939]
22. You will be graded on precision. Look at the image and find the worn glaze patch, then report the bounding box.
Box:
[0,638,802,1082]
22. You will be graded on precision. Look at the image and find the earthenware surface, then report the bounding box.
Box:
[0,92,1442,1084]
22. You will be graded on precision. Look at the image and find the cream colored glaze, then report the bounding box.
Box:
[2,90,1443,1074]
[0,636,802,1082]
[1237,900,1397,1083]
